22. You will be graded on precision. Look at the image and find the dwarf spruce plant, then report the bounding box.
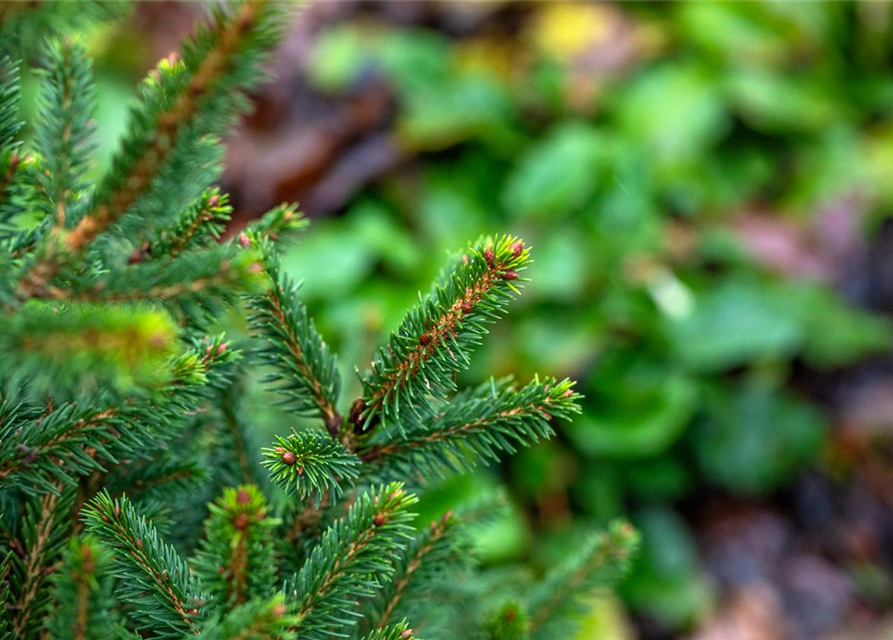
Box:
[0,3,637,639]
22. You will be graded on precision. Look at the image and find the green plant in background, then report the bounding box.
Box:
[0,3,637,639]
[292,2,893,629]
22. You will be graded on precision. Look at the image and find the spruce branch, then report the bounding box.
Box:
[46,537,123,640]
[287,483,417,640]
[0,336,237,498]
[194,595,296,640]
[372,509,469,631]
[193,486,278,611]
[527,521,640,640]
[0,552,11,639]
[482,600,530,640]
[0,2,125,60]
[81,491,201,639]
[249,241,341,432]
[360,621,419,640]
[213,374,265,487]
[107,455,210,511]
[242,202,306,244]
[0,55,21,152]
[262,430,359,505]
[129,188,232,263]
[357,235,531,431]
[359,377,580,478]
[0,302,178,398]
[34,39,96,226]
[8,487,75,639]
[17,0,287,298]
[68,244,266,305]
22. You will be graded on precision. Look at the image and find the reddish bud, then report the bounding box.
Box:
[564,389,574,398]
[101,515,109,523]
[511,240,524,258]
[373,513,386,527]
[233,513,249,530]
[239,233,250,247]
[236,489,252,504]
[484,247,495,267]
[501,270,518,281]
[281,450,297,466]
[216,342,227,355]
[208,194,220,207]
[419,333,431,346]
[460,301,473,314]
[400,630,413,639]
[114,505,121,517]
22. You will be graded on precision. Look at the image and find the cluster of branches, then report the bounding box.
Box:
[0,3,638,640]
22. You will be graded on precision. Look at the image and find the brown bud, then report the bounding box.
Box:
[484,247,495,267]
[460,301,473,314]
[373,513,386,527]
[419,333,431,345]
[511,240,524,257]
[236,489,252,504]
[501,269,519,281]
[239,233,250,247]
[348,398,366,425]
[400,630,413,639]
[324,412,341,438]
[216,342,227,355]
[281,450,297,466]
[114,505,121,517]
[233,513,249,529]
[101,515,109,523]
[564,389,574,398]
[297,466,304,475]
[136,539,143,549]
